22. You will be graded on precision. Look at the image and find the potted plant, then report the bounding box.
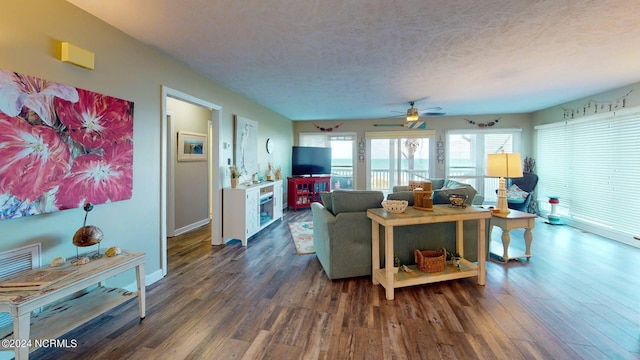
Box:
[393,253,401,273]
[230,165,240,188]
[447,249,461,268]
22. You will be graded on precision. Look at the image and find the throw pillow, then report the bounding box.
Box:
[407,181,424,191]
[506,184,528,204]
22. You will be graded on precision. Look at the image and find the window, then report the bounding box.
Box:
[536,109,640,245]
[299,133,355,189]
[365,130,435,192]
[447,130,521,203]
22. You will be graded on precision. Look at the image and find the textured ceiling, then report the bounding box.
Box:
[67,0,640,120]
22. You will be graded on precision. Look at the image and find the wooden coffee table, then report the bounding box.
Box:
[490,209,536,262]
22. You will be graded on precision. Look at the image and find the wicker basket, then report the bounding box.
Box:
[414,247,446,273]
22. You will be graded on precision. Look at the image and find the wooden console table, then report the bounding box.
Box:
[490,210,537,262]
[368,205,491,300]
[0,250,145,360]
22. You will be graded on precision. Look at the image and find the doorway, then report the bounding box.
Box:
[161,86,221,277]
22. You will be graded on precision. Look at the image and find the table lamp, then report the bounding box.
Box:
[486,151,523,214]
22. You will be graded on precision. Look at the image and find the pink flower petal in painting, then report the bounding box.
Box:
[0,114,71,201]
[0,70,79,126]
[55,142,133,209]
[56,89,133,150]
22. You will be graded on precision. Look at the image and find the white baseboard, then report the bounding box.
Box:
[122,268,164,292]
[174,218,210,236]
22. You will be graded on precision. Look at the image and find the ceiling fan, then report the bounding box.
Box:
[404,101,445,121]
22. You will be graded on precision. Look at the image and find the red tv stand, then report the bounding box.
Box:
[287,176,331,211]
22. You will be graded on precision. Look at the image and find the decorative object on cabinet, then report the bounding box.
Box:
[287,176,330,211]
[0,69,134,220]
[222,180,283,246]
[177,131,207,161]
[72,203,103,259]
[274,166,282,180]
[229,165,240,188]
[266,163,273,181]
[234,115,258,176]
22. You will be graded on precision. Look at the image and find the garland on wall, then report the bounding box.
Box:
[561,90,632,119]
[313,122,343,132]
[464,117,501,128]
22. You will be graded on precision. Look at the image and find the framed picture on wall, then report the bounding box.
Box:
[234,115,258,176]
[178,131,207,161]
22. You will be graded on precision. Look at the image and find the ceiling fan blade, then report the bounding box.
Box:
[410,96,430,104]
[421,112,446,117]
[422,106,442,112]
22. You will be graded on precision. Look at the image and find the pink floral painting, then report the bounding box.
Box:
[0,69,134,219]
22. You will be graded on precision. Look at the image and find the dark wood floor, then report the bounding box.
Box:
[31,209,639,359]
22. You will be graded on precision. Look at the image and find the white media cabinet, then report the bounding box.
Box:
[222,180,283,246]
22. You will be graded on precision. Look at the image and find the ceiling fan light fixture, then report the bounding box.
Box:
[406,107,419,121]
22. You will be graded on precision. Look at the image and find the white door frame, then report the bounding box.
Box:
[161,86,221,276]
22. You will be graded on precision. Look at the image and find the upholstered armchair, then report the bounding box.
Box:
[507,173,539,212]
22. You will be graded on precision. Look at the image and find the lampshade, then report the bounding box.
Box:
[406,107,419,121]
[486,152,523,178]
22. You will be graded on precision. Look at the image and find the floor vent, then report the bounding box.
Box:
[0,243,41,329]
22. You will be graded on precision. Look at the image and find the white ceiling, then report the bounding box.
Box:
[68,0,640,120]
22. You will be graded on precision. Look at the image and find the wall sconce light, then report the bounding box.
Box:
[58,41,95,70]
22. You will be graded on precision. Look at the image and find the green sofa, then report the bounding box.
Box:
[311,189,489,280]
[390,178,478,206]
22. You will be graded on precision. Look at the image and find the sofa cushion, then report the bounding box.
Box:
[428,178,446,190]
[320,192,333,213]
[432,182,477,205]
[387,191,415,206]
[331,190,384,214]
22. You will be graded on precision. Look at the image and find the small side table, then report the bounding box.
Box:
[490,210,536,263]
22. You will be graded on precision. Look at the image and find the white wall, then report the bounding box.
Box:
[0,0,293,287]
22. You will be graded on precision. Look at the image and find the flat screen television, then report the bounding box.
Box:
[292,146,332,176]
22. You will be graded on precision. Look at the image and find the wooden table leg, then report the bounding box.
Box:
[136,263,146,320]
[385,226,394,300]
[456,220,464,257]
[524,226,533,260]
[13,312,30,360]
[500,226,511,262]
[371,221,380,285]
[477,218,486,285]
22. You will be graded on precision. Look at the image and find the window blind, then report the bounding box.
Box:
[536,109,640,239]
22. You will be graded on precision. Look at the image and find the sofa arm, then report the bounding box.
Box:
[311,202,335,276]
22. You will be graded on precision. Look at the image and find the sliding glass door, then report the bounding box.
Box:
[447,130,521,204]
[367,136,431,192]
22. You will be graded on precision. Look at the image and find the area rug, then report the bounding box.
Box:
[288,221,315,254]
